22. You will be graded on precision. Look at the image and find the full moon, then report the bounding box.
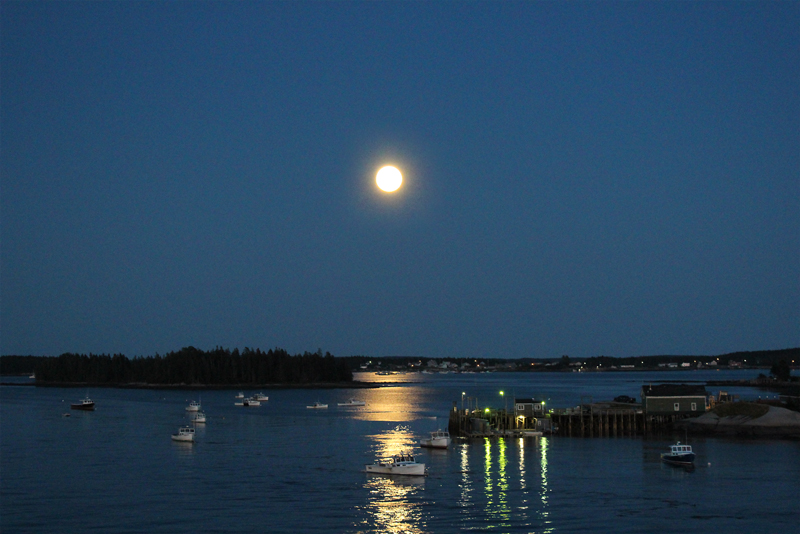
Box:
[376,166,403,192]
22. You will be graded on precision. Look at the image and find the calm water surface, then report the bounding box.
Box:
[2,370,798,533]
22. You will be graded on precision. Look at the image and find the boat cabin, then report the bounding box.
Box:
[670,443,693,454]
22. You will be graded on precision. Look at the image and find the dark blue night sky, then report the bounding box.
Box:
[2,1,798,359]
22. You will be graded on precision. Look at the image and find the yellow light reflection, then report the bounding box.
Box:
[484,438,493,498]
[362,474,425,534]
[347,385,426,423]
[361,424,426,533]
[519,437,526,490]
[367,425,418,459]
[540,437,553,533]
[481,438,512,526]
[460,442,471,507]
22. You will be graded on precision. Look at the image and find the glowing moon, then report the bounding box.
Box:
[376,166,403,192]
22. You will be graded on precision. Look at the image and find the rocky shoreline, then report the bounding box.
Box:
[681,405,800,439]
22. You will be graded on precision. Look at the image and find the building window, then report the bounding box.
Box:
[674,403,680,411]
[691,402,697,411]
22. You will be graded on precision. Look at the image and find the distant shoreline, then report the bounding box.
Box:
[0,380,378,390]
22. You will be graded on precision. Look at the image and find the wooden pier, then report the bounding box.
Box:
[448,401,690,438]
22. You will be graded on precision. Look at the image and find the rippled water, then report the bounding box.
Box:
[1,371,797,533]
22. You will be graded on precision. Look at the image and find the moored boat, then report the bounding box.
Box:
[70,396,95,411]
[235,392,244,399]
[186,400,201,412]
[522,430,543,437]
[193,411,207,423]
[307,402,328,409]
[235,398,261,407]
[254,393,269,401]
[171,426,195,442]
[365,454,427,476]
[420,430,451,449]
[337,398,365,407]
[661,441,695,466]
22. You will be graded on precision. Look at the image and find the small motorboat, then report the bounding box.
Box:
[235,392,244,399]
[307,402,328,409]
[365,454,427,476]
[171,426,195,442]
[337,398,365,407]
[661,441,695,466]
[522,430,544,437]
[70,396,95,411]
[420,430,451,449]
[186,400,201,412]
[235,398,260,407]
[254,393,269,401]
[193,411,207,423]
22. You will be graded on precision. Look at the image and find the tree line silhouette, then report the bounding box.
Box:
[3,347,352,385]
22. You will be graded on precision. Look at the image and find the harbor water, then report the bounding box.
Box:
[1,370,798,533]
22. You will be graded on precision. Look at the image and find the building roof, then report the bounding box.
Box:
[641,384,707,397]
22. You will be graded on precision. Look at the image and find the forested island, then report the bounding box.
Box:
[1,347,352,387]
[2,347,797,388]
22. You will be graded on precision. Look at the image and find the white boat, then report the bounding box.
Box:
[254,393,269,401]
[365,454,427,476]
[337,398,365,407]
[235,398,260,407]
[70,396,95,411]
[193,412,206,423]
[307,402,328,409]
[186,400,201,412]
[235,392,244,399]
[522,430,543,437]
[420,430,451,449]
[171,426,195,442]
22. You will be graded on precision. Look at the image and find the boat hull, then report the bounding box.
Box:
[420,430,451,449]
[70,402,94,411]
[365,463,426,476]
[661,453,695,466]
[420,438,450,449]
[172,427,195,442]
